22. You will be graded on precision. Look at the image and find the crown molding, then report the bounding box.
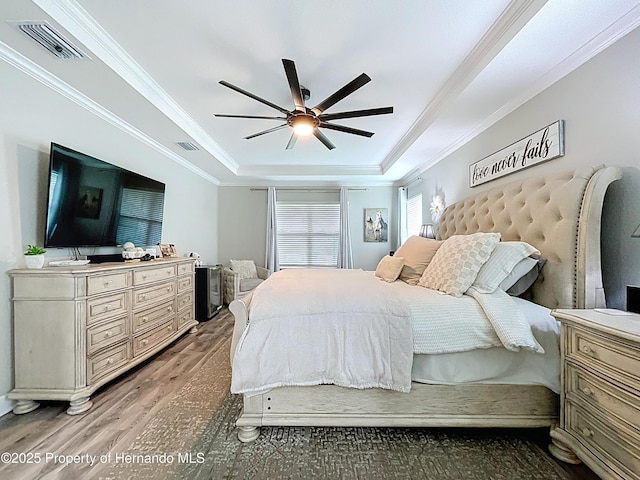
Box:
[237,164,383,177]
[413,2,640,178]
[0,40,220,185]
[33,0,238,175]
[379,0,548,175]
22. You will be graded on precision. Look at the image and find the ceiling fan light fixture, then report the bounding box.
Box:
[291,116,316,136]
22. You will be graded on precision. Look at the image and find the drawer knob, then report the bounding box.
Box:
[104,304,111,312]
[106,358,114,365]
[141,294,147,299]
[104,280,113,287]
[581,345,593,355]
[167,326,172,331]
[142,316,148,323]
[142,274,147,280]
[582,387,593,396]
[166,287,171,292]
[167,270,172,275]
[582,427,594,437]
[141,339,149,346]
[167,306,173,312]
[104,330,113,338]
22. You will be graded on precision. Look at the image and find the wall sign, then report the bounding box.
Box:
[469,120,564,188]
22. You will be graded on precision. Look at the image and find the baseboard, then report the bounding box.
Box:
[0,394,13,418]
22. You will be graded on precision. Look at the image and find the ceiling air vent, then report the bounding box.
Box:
[176,142,199,151]
[12,21,88,59]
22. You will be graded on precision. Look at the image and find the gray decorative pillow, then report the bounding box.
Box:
[418,232,501,297]
[471,241,540,294]
[505,254,547,296]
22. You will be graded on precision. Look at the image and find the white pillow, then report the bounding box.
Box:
[375,255,405,282]
[418,232,501,297]
[230,259,258,280]
[499,257,539,292]
[471,241,540,293]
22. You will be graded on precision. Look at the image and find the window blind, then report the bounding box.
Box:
[116,188,164,246]
[276,202,340,268]
[407,193,422,238]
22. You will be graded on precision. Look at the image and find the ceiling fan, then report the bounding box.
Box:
[214,59,393,150]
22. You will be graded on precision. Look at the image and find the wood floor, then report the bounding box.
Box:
[0,308,600,480]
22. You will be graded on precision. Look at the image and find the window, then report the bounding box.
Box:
[276,202,340,268]
[407,193,422,238]
[116,188,164,246]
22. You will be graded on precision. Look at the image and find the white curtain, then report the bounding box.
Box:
[337,187,353,269]
[397,186,407,248]
[265,186,279,273]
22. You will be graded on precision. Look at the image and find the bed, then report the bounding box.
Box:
[229,165,621,443]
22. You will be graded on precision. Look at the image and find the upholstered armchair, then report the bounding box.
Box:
[223,263,270,304]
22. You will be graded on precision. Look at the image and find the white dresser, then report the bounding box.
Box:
[8,257,197,415]
[550,309,640,480]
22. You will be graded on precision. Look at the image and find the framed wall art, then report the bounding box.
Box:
[364,208,388,243]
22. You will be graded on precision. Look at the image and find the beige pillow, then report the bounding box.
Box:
[230,259,258,280]
[375,255,405,282]
[394,236,443,285]
[418,232,501,297]
[471,241,540,294]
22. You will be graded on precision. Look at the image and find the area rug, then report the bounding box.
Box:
[98,338,571,480]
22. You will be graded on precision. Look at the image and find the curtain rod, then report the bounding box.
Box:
[250,187,369,192]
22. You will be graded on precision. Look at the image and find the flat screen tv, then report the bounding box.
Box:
[45,143,165,248]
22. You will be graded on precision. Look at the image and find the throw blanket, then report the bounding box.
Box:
[231,269,414,396]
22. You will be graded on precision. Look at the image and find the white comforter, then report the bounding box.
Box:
[231,269,544,396]
[231,269,414,396]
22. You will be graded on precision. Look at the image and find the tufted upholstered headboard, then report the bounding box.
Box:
[436,165,622,310]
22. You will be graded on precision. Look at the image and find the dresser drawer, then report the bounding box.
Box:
[133,281,176,310]
[568,326,640,383]
[178,262,194,276]
[177,274,193,293]
[133,319,175,357]
[177,290,194,312]
[87,292,128,325]
[88,342,130,382]
[566,402,640,480]
[87,272,129,295]
[87,315,128,354]
[177,306,195,328]
[566,364,640,432]
[134,265,176,286]
[132,299,175,333]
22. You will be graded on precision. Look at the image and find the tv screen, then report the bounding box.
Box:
[45,143,165,248]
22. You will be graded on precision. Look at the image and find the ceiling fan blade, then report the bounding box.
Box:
[244,124,288,140]
[313,129,336,150]
[311,73,371,115]
[214,114,286,120]
[319,122,374,138]
[282,59,305,112]
[285,132,298,150]
[319,106,393,121]
[219,80,290,115]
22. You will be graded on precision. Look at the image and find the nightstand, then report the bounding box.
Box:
[549,309,640,480]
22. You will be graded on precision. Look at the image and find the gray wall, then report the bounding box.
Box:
[414,26,640,310]
[218,186,396,271]
[0,58,219,416]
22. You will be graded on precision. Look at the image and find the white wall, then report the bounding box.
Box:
[0,58,219,416]
[218,186,395,271]
[414,27,640,310]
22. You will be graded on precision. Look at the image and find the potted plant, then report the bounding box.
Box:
[24,245,46,269]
